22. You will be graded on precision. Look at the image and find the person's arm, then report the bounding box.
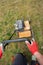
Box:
[25,38,43,65]
[34,52,43,65]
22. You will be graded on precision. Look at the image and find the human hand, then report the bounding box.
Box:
[0,44,3,59]
[25,38,38,55]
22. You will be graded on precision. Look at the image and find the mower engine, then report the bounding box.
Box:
[14,20,32,38]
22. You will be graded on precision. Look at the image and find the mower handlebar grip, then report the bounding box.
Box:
[3,38,28,47]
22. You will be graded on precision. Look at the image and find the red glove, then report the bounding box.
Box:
[25,38,38,55]
[0,44,3,59]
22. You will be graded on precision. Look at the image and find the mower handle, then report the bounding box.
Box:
[2,38,28,47]
[0,38,31,59]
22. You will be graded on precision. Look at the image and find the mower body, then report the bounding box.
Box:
[14,20,32,38]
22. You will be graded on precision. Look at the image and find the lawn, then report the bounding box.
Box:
[0,0,43,65]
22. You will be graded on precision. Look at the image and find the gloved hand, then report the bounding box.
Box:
[25,38,38,55]
[0,44,3,59]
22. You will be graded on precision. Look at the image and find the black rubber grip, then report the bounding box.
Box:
[2,38,27,46]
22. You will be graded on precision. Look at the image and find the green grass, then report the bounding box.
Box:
[0,0,43,65]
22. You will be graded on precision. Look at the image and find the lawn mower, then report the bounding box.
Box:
[0,19,33,58]
[0,20,40,65]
